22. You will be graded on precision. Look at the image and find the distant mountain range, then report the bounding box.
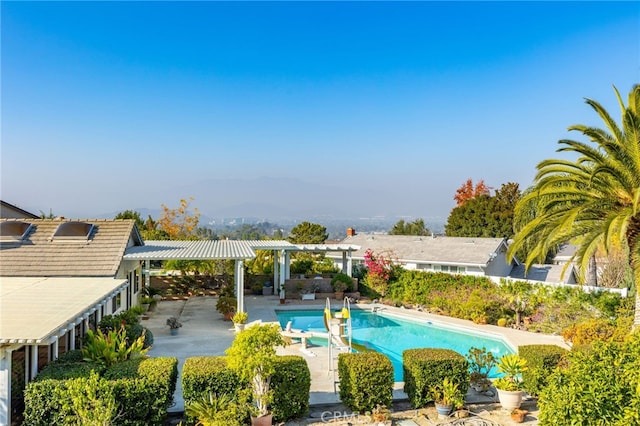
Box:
[98,176,448,234]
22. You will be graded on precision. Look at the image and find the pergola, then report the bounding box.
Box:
[123,240,360,313]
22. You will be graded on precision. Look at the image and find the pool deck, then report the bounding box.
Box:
[142,295,568,415]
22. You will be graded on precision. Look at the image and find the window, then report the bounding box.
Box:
[112,293,122,312]
[0,221,33,243]
[52,221,94,240]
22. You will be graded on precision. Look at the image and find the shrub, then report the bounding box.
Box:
[185,393,249,426]
[25,357,178,426]
[81,326,148,367]
[270,356,311,422]
[23,380,66,425]
[338,352,393,413]
[182,357,242,404]
[403,348,469,408]
[561,317,626,347]
[538,334,640,425]
[519,344,567,397]
[331,273,354,292]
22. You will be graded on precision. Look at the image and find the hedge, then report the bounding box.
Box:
[182,356,242,403]
[403,348,469,408]
[519,344,567,397]
[182,355,310,423]
[23,357,178,426]
[270,355,311,422]
[338,352,393,413]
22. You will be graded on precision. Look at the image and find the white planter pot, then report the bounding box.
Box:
[497,389,523,411]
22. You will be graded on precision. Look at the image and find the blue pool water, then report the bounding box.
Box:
[275,309,513,382]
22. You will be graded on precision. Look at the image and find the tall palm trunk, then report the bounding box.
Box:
[627,216,640,330]
[586,255,598,286]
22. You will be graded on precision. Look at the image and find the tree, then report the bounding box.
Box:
[157,197,201,240]
[389,219,431,236]
[288,222,328,244]
[507,85,640,329]
[453,178,491,206]
[114,210,144,229]
[445,182,520,239]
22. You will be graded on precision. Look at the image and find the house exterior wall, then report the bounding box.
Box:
[484,246,512,277]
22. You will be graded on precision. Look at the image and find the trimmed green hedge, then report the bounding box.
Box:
[519,344,567,397]
[182,355,310,423]
[23,357,178,426]
[338,352,393,413]
[271,355,311,422]
[403,348,469,408]
[182,356,242,403]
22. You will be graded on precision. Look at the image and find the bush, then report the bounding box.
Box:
[182,357,242,403]
[182,356,242,425]
[24,357,178,426]
[331,273,354,292]
[561,317,627,347]
[338,352,393,413]
[519,344,567,397]
[270,356,311,422]
[403,348,469,408]
[538,334,640,425]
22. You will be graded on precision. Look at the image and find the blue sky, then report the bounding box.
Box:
[2,1,639,223]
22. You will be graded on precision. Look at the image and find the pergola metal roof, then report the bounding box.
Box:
[123,240,360,261]
[123,240,257,260]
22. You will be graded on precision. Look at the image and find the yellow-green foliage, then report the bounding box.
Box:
[539,333,640,425]
[562,318,628,347]
[518,345,567,397]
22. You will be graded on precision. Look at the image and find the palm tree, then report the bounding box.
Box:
[507,84,640,329]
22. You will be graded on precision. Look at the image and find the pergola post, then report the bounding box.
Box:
[278,250,286,291]
[144,260,150,291]
[272,250,279,290]
[347,251,353,277]
[284,251,290,280]
[0,348,12,426]
[235,260,245,313]
[30,345,38,380]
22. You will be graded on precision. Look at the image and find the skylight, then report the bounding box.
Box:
[52,221,95,240]
[0,221,33,242]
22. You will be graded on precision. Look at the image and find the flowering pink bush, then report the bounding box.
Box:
[363,249,396,296]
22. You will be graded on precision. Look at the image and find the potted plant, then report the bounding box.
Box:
[232,311,248,332]
[493,353,527,410]
[430,377,465,419]
[166,316,182,335]
[331,273,353,300]
[216,296,237,321]
[225,324,286,425]
[466,346,496,393]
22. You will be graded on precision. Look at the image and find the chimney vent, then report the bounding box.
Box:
[346,227,356,237]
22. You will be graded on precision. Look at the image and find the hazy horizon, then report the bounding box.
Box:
[2,2,638,221]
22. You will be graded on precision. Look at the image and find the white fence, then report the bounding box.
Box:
[489,275,628,298]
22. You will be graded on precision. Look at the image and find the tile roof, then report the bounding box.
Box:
[509,263,575,284]
[0,276,128,343]
[334,234,507,266]
[0,219,140,277]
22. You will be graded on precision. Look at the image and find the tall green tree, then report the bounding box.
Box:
[288,221,328,244]
[507,85,640,329]
[445,182,520,239]
[389,219,431,236]
[114,210,145,229]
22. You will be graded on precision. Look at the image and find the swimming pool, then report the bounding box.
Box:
[275,309,513,382]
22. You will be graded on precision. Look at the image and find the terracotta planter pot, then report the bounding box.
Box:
[497,389,523,411]
[511,409,528,423]
[251,413,273,426]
